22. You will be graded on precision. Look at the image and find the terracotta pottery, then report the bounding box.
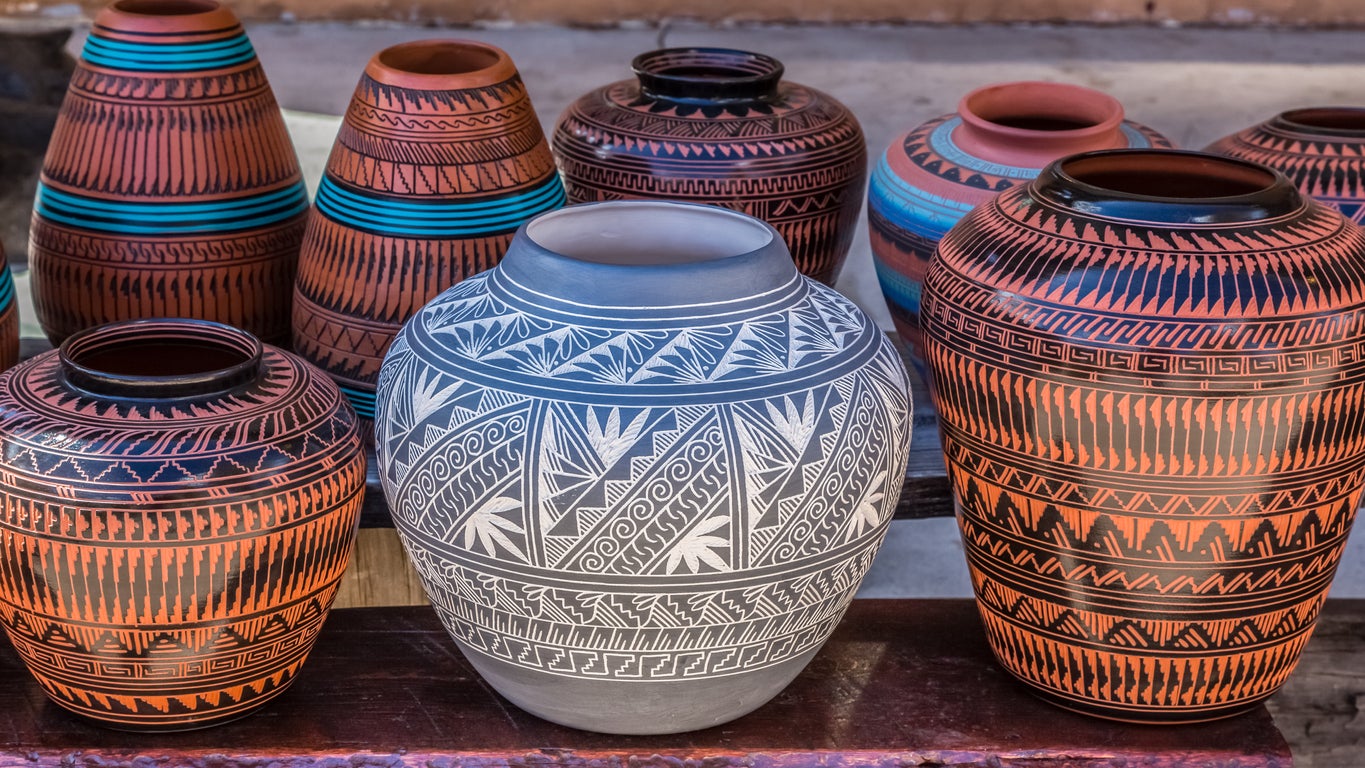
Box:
[0,244,19,372]
[375,201,913,734]
[292,39,564,439]
[870,81,1170,375]
[1207,107,1365,222]
[0,318,365,730]
[30,0,307,346]
[921,149,1365,723]
[553,48,866,285]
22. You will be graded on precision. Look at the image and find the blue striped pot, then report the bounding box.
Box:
[375,201,914,733]
[30,0,308,345]
[292,39,565,445]
[868,81,1170,380]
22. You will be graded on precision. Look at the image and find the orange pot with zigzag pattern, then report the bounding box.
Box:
[0,318,365,730]
[921,149,1365,723]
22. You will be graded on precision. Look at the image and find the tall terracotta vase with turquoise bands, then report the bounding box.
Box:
[0,246,18,373]
[29,0,308,346]
[292,39,565,439]
[868,81,1170,379]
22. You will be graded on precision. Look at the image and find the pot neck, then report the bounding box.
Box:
[364,39,518,91]
[497,201,799,312]
[59,319,263,400]
[632,48,783,103]
[954,81,1127,168]
[1031,149,1304,225]
[1271,107,1365,140]
[93,0,240,36]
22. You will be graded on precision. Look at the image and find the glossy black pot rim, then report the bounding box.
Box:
[59,318,263,400]
[1272,107,1365,138]
[632,47,784,102]
[1032,149,1305,225]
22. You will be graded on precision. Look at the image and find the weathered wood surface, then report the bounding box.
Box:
[0,600,1292,767]
[1267,599,1365,768]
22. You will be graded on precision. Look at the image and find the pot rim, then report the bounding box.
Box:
[958,80,1125,143]
[93,0,240,36]
[1273,106,1365,138]
[365,39,518,91]
[631,47,784,101]
[500,200,800,310]
[59,317,264,401]
[1034,148,1305,225]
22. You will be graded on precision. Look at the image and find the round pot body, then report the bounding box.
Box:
[1207,107,1365,222]
[0,319,365,730]
[376,201,912,734]
[30,0,308,346]
[870,81,1170,376]
[292,39,565,441]
[922,150,1365,723]
[553,48,867,286]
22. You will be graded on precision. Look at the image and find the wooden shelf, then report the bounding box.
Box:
[0,600,1294,767]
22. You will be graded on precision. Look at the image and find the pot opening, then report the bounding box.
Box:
[60,319,262,400]
[1061,152,1277,199]
[111,0,219,15]
[962,81,1121,134]
[1280,107,1365,133]
[526,202,774,267]
[632,48,783,101]
[377,41,503,76]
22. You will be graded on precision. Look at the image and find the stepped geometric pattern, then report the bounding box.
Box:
[921,176,1365,722]
[376,269,912,681]
[553,51,866,285]
[292,52,564,432]
[0,341,365,729]
[29,6,307,345]
[869,114,1169,374]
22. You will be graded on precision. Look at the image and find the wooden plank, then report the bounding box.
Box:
[331,527,428,608]
[0,600,1292,767]
[1267,599,1365,768]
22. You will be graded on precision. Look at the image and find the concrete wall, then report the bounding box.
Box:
[5,0,1365,25]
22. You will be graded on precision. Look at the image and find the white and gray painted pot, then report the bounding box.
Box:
[375,201,913,734]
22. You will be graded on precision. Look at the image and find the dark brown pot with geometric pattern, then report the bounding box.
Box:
[553,48,867,285]
[0,318,365,730]
[922,149,1365,722]
[1207,107,1365,223]
[292,39,563,441]
[30,0,308,346]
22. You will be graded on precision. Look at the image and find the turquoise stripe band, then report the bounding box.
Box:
[81,31,256,72]
[35,182,309,236]
[339,384,377,420]
[0,267,14,313]
[315,174,566,238]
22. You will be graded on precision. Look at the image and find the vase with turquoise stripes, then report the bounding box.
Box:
[868,80,1170,380]
[29,0,308,346]
[292,39,565,453]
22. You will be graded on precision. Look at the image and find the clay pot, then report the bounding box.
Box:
[870,81,1170,376]
[922,149,1365,722]
[30,0,308,346]
[1207,107,1365,222]
[292,39,564,441]
[553,48,867,285]
[375,201,912,734]
[0,318,365,730]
